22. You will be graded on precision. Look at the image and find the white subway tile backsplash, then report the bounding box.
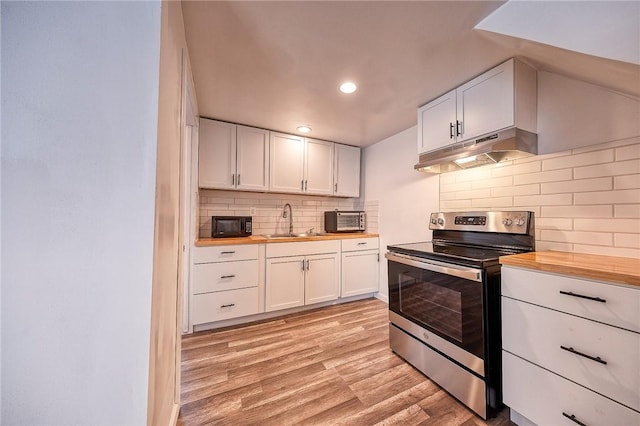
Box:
[542,149,614,171]
[198,189,374,237]
[536,241,574,252]
[535,218,573,230]
[616,144,640,161]
[455,189,491,199]
[439,139,640,257]
[491,184,539,197]
[574,189,640,205]
[541,205,612,218]
[572,244,640,259]
[574,218,640,233]
[440,199,473,210]
[514,194,572,206]
[541,230,613,246]
[541,177,612,194]
[490,161,541,178]
[614,174,640,190]
[470,197,513,208]
[615,204,640,218]
[574,159,640,179]
[615,233,640,249]
[513,168,573,185]
[441,181,472,193]
[471,176,513,189]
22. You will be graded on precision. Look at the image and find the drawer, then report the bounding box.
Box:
[192,260,259,294]
[503,351,639,426]
[266,240,340,258]
[502,297,640,411]
[502,266,640,333]
[341,237,379,252]
[193,244,259,264]
[191,287,262,325]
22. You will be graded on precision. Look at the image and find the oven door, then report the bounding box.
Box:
[387,252,485,360]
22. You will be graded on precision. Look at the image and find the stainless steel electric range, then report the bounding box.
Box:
[386,211,535,419]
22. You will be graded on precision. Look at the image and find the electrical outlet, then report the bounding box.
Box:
[250,207,257,216]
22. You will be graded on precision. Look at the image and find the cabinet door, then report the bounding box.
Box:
[417,89,457,154]
[305,253,340,305]
[270,132,305,193]
[341,250,379,297]
[456,59,514,141]
[334,144,360,197]
[265,256,305,312]
[304,138,334,195]
[236,125,269,191]
[198,119,236,189]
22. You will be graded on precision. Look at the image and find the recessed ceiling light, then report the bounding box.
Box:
[297,125,311,133]
[339,81,357,94]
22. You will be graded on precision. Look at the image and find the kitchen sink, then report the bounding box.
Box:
[262,232,326,239]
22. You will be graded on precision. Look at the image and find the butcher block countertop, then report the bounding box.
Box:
[195,232,379,247]
[499,251,640,287]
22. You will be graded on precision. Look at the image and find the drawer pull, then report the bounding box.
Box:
[220,303,235,308]
[220,274,236,279]
[560,345,607,365]
[559,290,606,303]
[221,251,236,255]
[562,412,587,426]
[357,242,367,245]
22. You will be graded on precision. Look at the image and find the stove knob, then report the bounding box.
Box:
[437,218,444,225]
[430,218,437,225]
[502,218,513,226]
[515,217,526,227]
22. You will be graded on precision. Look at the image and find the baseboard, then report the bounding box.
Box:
[375,292,389,303]
[168,403,180,426]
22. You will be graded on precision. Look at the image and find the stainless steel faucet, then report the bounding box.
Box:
[282,203,293,236]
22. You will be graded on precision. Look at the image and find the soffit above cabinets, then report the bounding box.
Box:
[181,1,640,148]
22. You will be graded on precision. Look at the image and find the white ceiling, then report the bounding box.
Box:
[182,1,640,147]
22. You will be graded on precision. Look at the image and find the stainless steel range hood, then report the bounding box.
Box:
[415,128,538,173]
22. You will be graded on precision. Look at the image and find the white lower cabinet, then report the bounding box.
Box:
[503,351,639,426]
[189,237,379,329]
[265,240,340,312]
[501,265,640,425]
[341,238,379,297]
[265,255,305,311]
[190,244,264,327]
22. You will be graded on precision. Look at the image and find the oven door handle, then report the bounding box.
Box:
[385,252,483,282]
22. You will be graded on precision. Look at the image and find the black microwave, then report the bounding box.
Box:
[212,216,252,238]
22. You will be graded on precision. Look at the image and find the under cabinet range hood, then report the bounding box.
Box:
[415,128,538,173]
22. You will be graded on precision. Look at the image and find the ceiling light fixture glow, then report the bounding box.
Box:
[297,125,312,133]
[339,81,357,94]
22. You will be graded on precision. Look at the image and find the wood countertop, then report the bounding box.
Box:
[499,251,640,287]
[195,232,379,247]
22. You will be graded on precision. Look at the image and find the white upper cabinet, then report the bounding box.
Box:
[417,58,537,155]
[270,132,306,193]
[270,133,335,195]
[199,119,236,188]
[304,138,334,195]
[333,144,360,197]
[236,125,270,191]
[198,118,269,191]
[417,90,457,154]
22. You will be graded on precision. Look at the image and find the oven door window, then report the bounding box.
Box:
[389,260,483,358]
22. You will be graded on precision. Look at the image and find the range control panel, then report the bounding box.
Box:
[454,216,487,226]
[429,211,533,235]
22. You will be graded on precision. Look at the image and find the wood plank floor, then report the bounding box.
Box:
[178,298,513,426]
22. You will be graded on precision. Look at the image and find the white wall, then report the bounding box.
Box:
[362,126,440,301]
[1,2,161,424]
